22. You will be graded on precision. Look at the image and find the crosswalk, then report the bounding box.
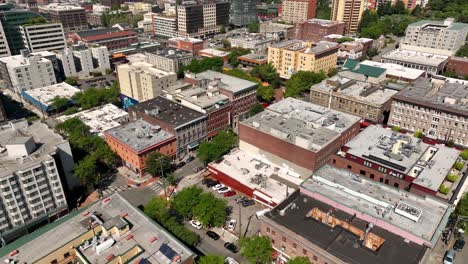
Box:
[147,181,164,195]
[101,185,132,196]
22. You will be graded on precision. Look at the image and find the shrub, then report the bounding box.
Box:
[413,130,423,138]
[460,150,468,160]
[439,185,450,195]
[454,162,464,171]
[391,126,401,132]
[447,174,459,183]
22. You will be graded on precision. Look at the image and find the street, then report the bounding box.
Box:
[424,233,467,264]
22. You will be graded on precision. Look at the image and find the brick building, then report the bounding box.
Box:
[68,28,138,51]
[445,57,468,78]
[167,37,205,55]
[294,19,346,42]
[281,0,317,24]
[238,53,268,67]
[39,4,88,33]
[104,119,176,177]
[239,98,361,174]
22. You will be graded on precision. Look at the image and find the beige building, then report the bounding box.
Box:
[117,61,177,102]
[281,0,317,24]
[268,40,338,79]
[331,0,365,34]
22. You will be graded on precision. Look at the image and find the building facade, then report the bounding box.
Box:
[68,28,138,51]
[230,0,257,26]
[177,0,230,38]
[294,19,346,42]
[39,4,88,33]
[20,23,66,52]
[0,19,11,58]
[331,0,365,34]
[227,34,276,52]
[55,45,110,78]
[153,14,178,39]
[381,49,448,76]
[145,49,193,73]
[167,37,205,55]
[281,0,317,24]
[445,57,468,78]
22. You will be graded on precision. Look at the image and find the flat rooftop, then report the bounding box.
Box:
[238,53,268,62]
[130,96,206,128]
[0,193,196,263]
[381,49,448,67]
[186,70,258,94]
[23,82,80,107]
[175,86,229,111]
[40,3,84,10]
[199,48,229,57]
[228,34,275,43]
[243,98,361,152]
[0,120,67,178]
[360,60,425,80]
[409,19,468,31]
[311,76,398,105]
[344,125,460,192]
[209,149,304,205]
[393,77,468,116]
[264,192,427,264]
[146,48,192,60]
[168,37,203,43]
[105,119,174,153]
[56,104,128,137]
[118,61,176,76]
[301,164,451,245]
[303,18,345,26]
[270,40,338,54]
[0,50,54,67]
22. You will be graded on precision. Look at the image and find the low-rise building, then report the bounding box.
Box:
[359,60,425,83]
[259,20,295,40]
[117,61,177,103]
[268,40,339,79]
[445,57,468,78]
[198,48,229,62]
[0,119,76,245]
[128,96,207,158]
[167,37,205,55]
[239,98,361,174]
[21,82,80,113]
[310,76,398,123]
[137,12,155,33]
[340,59,386,84]
[238,53,268,67]
[388,76,468,147]
[20,22,66,52]
[0,193,196,264]
[294,19,346,42]
[104,119,176,177]
[381,49,448,76]
[227,34,276,52]
[55,45,111,78]
[123,2,153,14]
[86,4,111,26]
[68,28,138,51]
[145,49,193,73]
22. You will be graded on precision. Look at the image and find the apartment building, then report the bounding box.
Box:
[294,19,346,42]
[401,18,468,56]
[153,14,178,39]
[39,4,87,33]
[0,119,75,245]
[68,28,138,51]
[167,37,204,55]
[331,0,365,34]
[268,40,338,79]
[230,0,257,26]
[0,20,10,58]
[176,0,229,38]
[281,0,317,24]
[145,49,193,72]
[86,4,110,26]
[388,76,468,147]
[117,61,177,102]
[0,50,56,94]
[55,45,110,78]
[20,23,66,52]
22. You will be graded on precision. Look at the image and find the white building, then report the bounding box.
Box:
[381,49,448,76]
[20,23,66,52]
[55,45,110,78]
[22,82,80,113]
[228,34,275,52]
[154,14,178,39]
[138,12,156,33]
[0,50,56,94]
[0,20,11,58]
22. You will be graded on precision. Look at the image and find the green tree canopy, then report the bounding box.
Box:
[64,76,78,86]
[316,0,331,19]
[50,96,70,112]
[192,192,227,227]
[197,255,225,264]
[144,196,170,221]
[181,57,224,74]
[145,152,174,177]
[228,47,250,67]
[248,22,259,33]
[284,71,327,98]
[239,236,273,264]
[413,130,424,138]
[172,186,203,219]
[72,84,119,110]
[288,257,312,264]
[257,85,274,102]
[249,102,264,116]
[74,155,100,186]
[460,150,468,160]
[250,63,280,85]
[198,130,237,163]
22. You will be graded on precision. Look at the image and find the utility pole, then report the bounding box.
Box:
[239,202,242,238]
[159,156,168,200]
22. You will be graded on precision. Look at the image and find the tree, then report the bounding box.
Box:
[288,257,312,264]
[192,192,227,227]
[284,71,327,98]
[391,126,401,132]
[239,236,273,264]
[393,1,407,15]
[145,152,174,178]
[228,47,250,67]
[413,130,424,138]
[50,96,70,112]
[221,39,231,49]
[411,5,422,16]
[250,64,279,85]
[358,10,379,32]
[144,196,170,221]
[198,255,224,264]
[172,186,203,219]
[460,150,468,160]
[220,25,226,34]
[248,22,259,33]
[257,85,274,102]
[367,47,379,58]
[455,193,468,219]
[443,71,458,78]
[74,155,100,186]
[249,103,264,116]
[105,68,113,74]
[64,76,78,86]
[337,37,355,43]
[181,57,224,74]
[316,0,331,19]
[456,44,468,57]
[198,130,237,163]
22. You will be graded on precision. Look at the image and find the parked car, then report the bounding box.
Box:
[228,219,237,231]
[218,187,231,193]
[453,238,465,251]
[193,166,204,173]
[206,230,220,240]
[224,190,236,197]
[177,161,186,169]
[206,181,219,188]
[241,199,255,207]
[189,220,202,230]
[443,250,456,264]
[212,184,225,191]
[224,242,239,253]
[225,257,239,264]
[202,178,215,185]
[186,156,195,163]
[235,197,248,204]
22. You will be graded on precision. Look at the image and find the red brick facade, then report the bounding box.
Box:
[206,104,231,138]
[446,57,468,78]
[168,38,205,55]
[294,20,346,42]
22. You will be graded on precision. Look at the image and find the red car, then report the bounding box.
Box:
[224,191,236,197]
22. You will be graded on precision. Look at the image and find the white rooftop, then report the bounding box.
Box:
[360,60,425,81]
[118,61,176,77]
[199,48,229,57]
[186,70,258,94]
[0,51,54,68]
[382,49,448,67]
[40,3,85,10]
[24,82,80,107]
[168,37,203,43]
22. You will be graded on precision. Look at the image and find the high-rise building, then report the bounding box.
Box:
[55,45,110,78]
[0,20,10,58]
[230,0,257,27]
[281,0,317,24]
[38,4,88,33]
[20,23,66,52]
[153,14,178,39]
[177,0,230,38]
[331,0,365,34]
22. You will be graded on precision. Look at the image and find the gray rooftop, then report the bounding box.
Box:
[187,70,258,94]
[301,164,451,245]
[145,48,192,60]
[344,125,460,191]
[243,98,361,152]
[238,53,268,62]
[270,40,338,54]
[409,19,468,31]
[0,193,196,263]
[105,119,174,153]
[381,49,448,67]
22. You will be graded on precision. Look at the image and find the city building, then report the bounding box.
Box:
[151,14,178,39]
[227,34,275,52]
[128,96,207,158]
[0,99,6,122]
[21,82,80,113]
[401,18,468,56]
[68,28,138,51]
[294,19,346,42]
[104,119,176,177]
[260,164,451,263]
[101,0,125,9]
[256,3,280,19]
[331,0,365,33]
[86,4,111,26]
[137,12,155,33]
[259,20,295,40]
[310,76,398,123]
[55,45,111,78]
[388,76,468,147]
[0,119,76,245]
[145,48,193,73]
[0,20,11,57]
[39,4,88,33]
[230,0,257,27]
[57,104,129,137]
[165,81,231,138]
[123,2,153,14]
[358,60,425,82]
[167,37,205,55]
[281,0,317,24]
[176,0,230,38]
[0,50,56,94]
[445,57,468,78]
[339,59,386,83]
[117,61,177,103]
[0,193,196,264]
[239,98,361,173]
[198,48,229,62]
[184,70,258,130]
[333,125,462,198]
[20,22,66,52]
[238,53,268,67]
[381,49,448,76]
[268,40,338,79]
[323,35,373,55]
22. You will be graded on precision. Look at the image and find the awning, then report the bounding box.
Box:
[187,141,199,149]
[253,190,273,204]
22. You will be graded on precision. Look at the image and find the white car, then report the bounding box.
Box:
[218,187,232,194]
[212,184,225,191]
[189,220,202,230]
[227,219,237,231]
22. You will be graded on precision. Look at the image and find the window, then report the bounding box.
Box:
[360,170,366,176]
[379,178,383,183]
[271,230,276,235]
[282,236,286,242]
[394,183,399,188]
[292,243,297,249]
[313,255,318,261]
[303,249,307,255]
[347,165,352,170]
[266,227,270,233]
[370,174,375,179]
[63,252,70,258]
[50,260,58,264]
